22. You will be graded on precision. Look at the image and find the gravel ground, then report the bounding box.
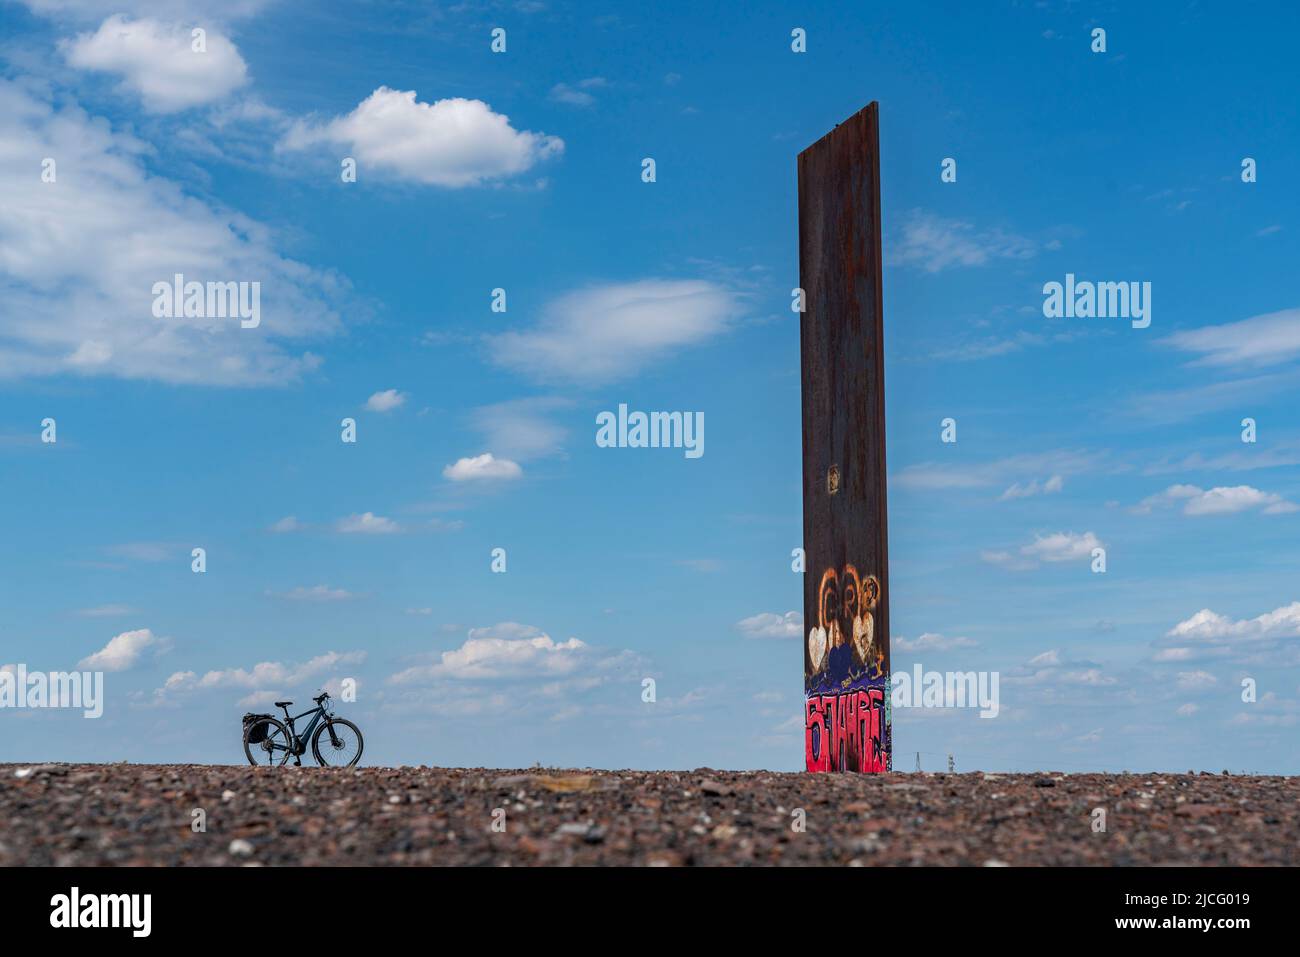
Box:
[2,763,1297,866]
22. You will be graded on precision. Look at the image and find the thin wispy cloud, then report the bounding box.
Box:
[896,450,1103,492]
[1000,475,1064,500]
[268,584,357,602]
[1163,308,1300,368]
[364,389,407,412]
[549,77,606,107]
[489,279,737,385]
[887,209,1038,273]
[894,633,978,653]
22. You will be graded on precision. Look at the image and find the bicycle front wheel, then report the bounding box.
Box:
[312,717,364,767]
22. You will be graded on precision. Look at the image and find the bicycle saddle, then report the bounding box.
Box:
[275,700,292,708]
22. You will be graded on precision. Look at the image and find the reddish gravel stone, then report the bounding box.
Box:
[1,763,1297,866]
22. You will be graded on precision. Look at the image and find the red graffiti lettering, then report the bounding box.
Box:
[804,688,887,773]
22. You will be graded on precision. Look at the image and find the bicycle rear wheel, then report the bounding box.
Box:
[312,718,364,767]
[244,716,294,767]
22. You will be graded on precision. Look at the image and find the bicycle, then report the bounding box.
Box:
[243,692,364,767]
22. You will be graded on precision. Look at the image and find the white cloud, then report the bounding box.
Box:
[677,558,723,574]
[1019,530,1102,561]
[390,623,590,682]
[79,628,160,671]
[1020,531,1102,562]
[1005,649,1117,688]
[735,611,802,640]
[468,397,571,461]
[1176,702,1199,717]
[335,512,401,534]
[894,632,978,652]
[442,453,522,482]
[364,389,407,412]
[1134,483,1297,516]
[75,603,133,617]
[63,17,249,113]
[0,81,344,385]
[269,584,355,602]
[1176,670,1217,691]
[887,209,1037,273]
[549,77,606,107]
[895,449,1101,492]
[1167,602,1300,642]
[22,1,271,19]
[489,279,736,385]
[106,542,176,562]
[983,531,1102,570]
[159,650,365,695]
[268,515,302,533]
[278,87,563,187]
[1163,308,1300,368]
[999,475,1063,500]
[1143,442,1300,476]
[979,549,1037,572]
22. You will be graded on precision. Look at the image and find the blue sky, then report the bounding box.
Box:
[2,0,1298,772]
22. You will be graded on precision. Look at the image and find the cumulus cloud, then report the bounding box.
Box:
[1154,601,1300,668]
[79,628,161,671]
[1021,531,1102,562]
[1163,308,1300,368]
[887,209,1038,273]
[1167,602,1300,642]
[1133,483,1297,516]
[390,623,592,682]
[268,516,302,533]
[278,87,563,187]
[159,650,365,696]
[335,512,401,534]
[983,531,1102,570]
[442,453,523,482]
[63,16,249,112]
[489,279,736,385]
[0,81,345,385]
[23,1,271,19]
[735,611,802,640]
[364,389,407,412]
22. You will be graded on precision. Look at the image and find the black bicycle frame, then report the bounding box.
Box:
[282,705,334,754]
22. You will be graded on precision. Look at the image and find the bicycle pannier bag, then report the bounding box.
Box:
[243,712,272,743]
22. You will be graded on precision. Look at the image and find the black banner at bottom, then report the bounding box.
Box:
[0,865,1279,943]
